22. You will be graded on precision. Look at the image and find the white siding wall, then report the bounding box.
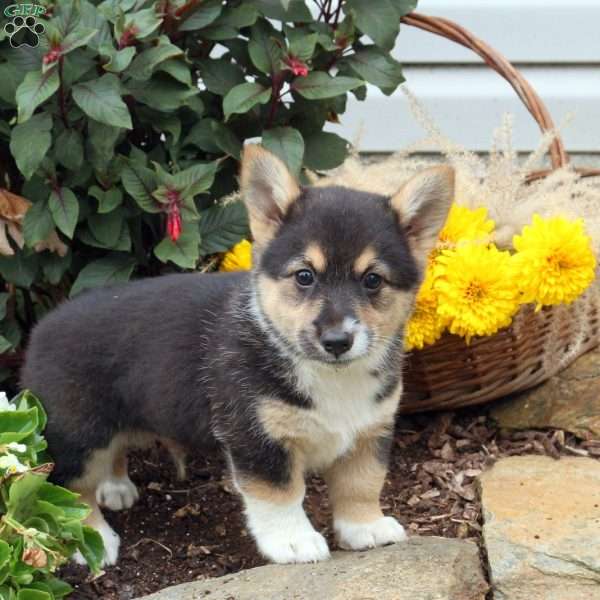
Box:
[331,0,600,153]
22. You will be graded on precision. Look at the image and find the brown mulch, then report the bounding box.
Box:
[61,407,597,600]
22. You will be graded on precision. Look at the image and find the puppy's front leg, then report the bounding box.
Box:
[325,428,407,551]
[231,447,330,564]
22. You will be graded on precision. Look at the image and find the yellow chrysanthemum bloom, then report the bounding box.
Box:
[434,243,520,343]
[513,215,596,309]
[438,204,495,248]
[404,273,448,351]
[220,239,252,272]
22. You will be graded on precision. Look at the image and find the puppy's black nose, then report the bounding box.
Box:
[320,330,353,358]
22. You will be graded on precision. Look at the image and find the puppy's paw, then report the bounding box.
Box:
[73,520,121,567]
[258,529,330,564]
[96,476,139,511]
[335,516,407,551]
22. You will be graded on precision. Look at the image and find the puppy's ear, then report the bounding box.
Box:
[240,145,300,244]
[391,166,454,264]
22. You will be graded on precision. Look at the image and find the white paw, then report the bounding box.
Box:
[257,529,330,564]
[73,520,121,567]
[96,476,139,511]
[335,516,407,551]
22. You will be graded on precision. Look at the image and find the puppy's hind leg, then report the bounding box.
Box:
[96,443,139,511]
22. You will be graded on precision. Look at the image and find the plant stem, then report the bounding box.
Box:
[58,57,69,129]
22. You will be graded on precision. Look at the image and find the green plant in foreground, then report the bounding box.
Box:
[0,390,103,600]
[0,0,415,381]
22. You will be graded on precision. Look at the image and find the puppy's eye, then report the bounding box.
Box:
[363,272,383,291]
[295,269,315,287]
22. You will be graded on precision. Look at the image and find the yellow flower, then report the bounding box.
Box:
[220,239,253,272]
[513,215,596,308]
[434,243,520,343]
[405,273,448,351]
[438,204,495,247]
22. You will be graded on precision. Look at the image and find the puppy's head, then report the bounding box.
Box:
[241,145,454,365]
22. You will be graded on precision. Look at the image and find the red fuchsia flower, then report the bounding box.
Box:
[284,56,309,77]
[166,189,182,242]
[43,46,62,66]
[118,25,139,49]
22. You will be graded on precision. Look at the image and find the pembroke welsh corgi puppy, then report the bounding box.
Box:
[22,146,454,565]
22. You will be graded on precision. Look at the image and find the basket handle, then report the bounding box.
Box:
[401,13,569,171]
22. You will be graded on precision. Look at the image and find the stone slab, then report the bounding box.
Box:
[137,537,488,600]
[480,455,600,600]
[492,346,600,440]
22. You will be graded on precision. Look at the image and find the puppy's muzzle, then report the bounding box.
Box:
[319,329,354,358]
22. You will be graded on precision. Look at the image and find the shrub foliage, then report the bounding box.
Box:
[0,0,414,379]
[0,390,103,599]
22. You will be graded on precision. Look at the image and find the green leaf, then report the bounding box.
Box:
[72,74,133,129]
[127,76,198,111]
[54,128,84,170]
[0,336,12,354]
[0,61,25,105]
[87,120,121,171]
[10,112,53,180]
[40,251,71,285]
[76,526,104,573]
[16,588,51,600]
[16,69,60,124]
[60,26,99,56]
[0,294,8,321]
[0,253,38,288]
[23,201,54,247]
[303,131,349,170]
[101,46,136,73]
[182,119,220,153]
[263,126,304,176]
[158,59,192,85]
[154,226,200,269]
[121,162,159,213]
[127,37,183,80]
[122,7,162,39]
[49,187,79,239]
[174,162,219,199]
[7,472,46,520]
[88,209,125,247]
[293,72,363,99]
[70,254,136,297]
[89,187,123,214]
[223,82,271,120]
[215,4,259,28]
[252,0,312,22]
[286,27,318,61]
[179,0,223,31]
[198,59,245,96]
[0,542,9,571]
[199,202,249,255]
[345,0,400,51]
[345,48,405,94]
[211,122,242,159]
[248,21,284,74]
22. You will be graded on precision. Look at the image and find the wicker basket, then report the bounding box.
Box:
[397,13,600,413]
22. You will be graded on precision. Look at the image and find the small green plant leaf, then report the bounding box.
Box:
[121,162,159,213]
[223,82,271,120]
[248,21,283,74]
[127,37,183,80]
[72,74,133,129]
[345,47,405,94]
[101,46,136,73]
[303,131,349,170]
[10,113,53,180]
[293,72,363,99]
[15,70,60,124]
[49,188,79,239]
[199,202,249,255]
[23,201,54,247]
[263,126,304,176]
[54,128,84,171]
[70,254,136,297]
[89,186,123,214]
[345,0,400,51]
[179,0,223,32]
[154,226,200,269]
[198,59,245,96]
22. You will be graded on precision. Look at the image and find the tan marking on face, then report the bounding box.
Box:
[324,425,391,523]
[353,246,377,277]
[356,287,415,340]
[257,273,322,348]
[304,242,327,273]
[235,446,306,505]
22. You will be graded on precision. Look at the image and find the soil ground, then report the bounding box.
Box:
[61,407,594,600]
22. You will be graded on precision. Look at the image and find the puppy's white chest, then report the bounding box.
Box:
[295,363,399,470]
